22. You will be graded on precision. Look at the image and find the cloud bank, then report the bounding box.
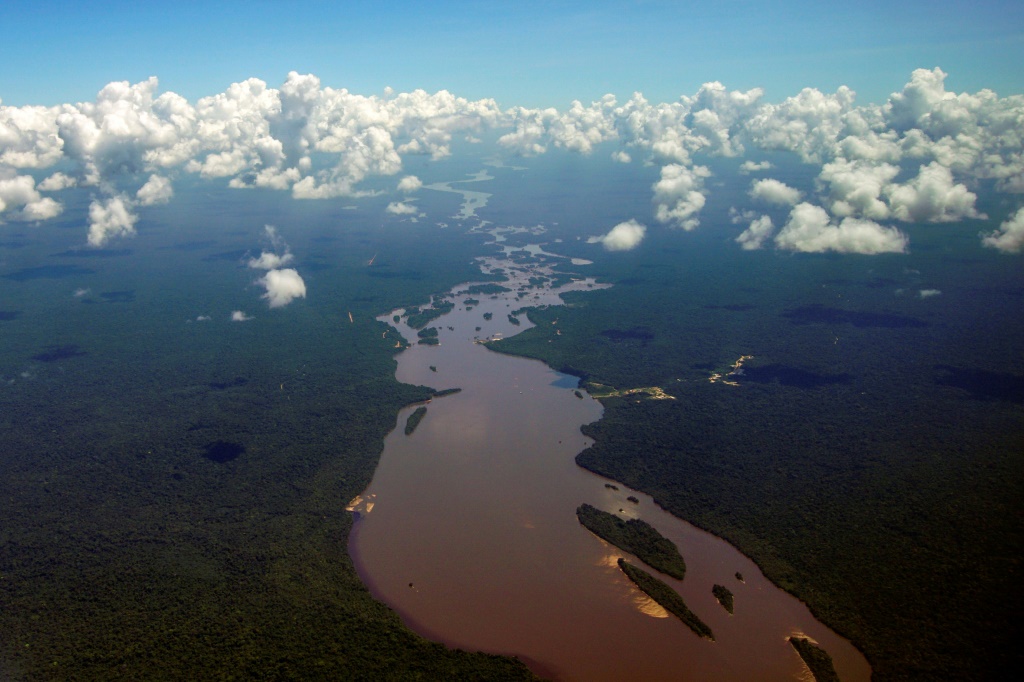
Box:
[1,67,1022,255]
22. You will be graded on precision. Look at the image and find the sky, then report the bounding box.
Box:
[1,1,1022,108]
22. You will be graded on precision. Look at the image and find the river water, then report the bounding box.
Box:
[348,243,871,681]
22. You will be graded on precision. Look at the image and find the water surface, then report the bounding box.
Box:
[349,249,871,681]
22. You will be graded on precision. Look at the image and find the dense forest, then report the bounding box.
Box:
[0,184,531,680]
[492,217,1023,680]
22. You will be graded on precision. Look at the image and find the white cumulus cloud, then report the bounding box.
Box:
[38,172,77,192]
[981,207,1024,253]
[386,200,418,215]
[652,164,709,230]
[248,250,295,269]
[258,268,306,308]
[887,162,983,223]
[397,175,422,193]
[739,160,773,173]
[588,219,646,251]
[750,178,801,206]
[736,214,775,250]
[774,202,908,254]
[135,174,174,206]
[87,195,137,246]
[0,172,62,222]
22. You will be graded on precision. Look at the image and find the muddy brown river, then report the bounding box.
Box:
[348,245,871,681]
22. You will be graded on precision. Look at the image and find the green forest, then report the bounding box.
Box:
[491,221,1023,680]
[0,192,533,680]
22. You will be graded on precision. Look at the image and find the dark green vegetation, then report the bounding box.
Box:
[405,296,455,329]
[617,559,714,640]
[712,584,734,614]
[790,637,841,682]
[482,311,493,320]
[431,388,462,398]
[465,283,510,296]
[490,187,1023,680]
[416,326,440,345]
[404,406,429,435]
[508,314,520,325]
[0,183,534,680]
[576,503,686,580]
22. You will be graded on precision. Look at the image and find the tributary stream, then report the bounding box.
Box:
[348,245,871,681]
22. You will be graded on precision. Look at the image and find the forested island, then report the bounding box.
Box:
[790,637,840,682]
[404,406,428,435]
[712,584,734,614]
[617,559,714,640]
[576,503,686,580]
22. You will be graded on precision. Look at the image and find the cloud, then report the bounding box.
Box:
[135,174,173,206]
[386,200,418,215]
[981,207,1024,253]
[736,215,774,250]
[739,160,773,173]
[248,250,294,269]
[397,175,422,193]
[3,69,1024,255]
[587,219,646,251]
[231,310,253,321]
[886,162,983,223]
[818,159,898,219]
[749,178,801,206]
[258,268,306,308]
[0,172,63,221]
[87,195,137,246]
[744,85,856,163]
[919,289,942,298]
[38,172,77,191]
[774,202,908,254]
[652,164,709,230]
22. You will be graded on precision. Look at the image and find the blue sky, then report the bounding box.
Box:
[1,0,1022,107]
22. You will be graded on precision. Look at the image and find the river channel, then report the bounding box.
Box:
[348,238,871,681]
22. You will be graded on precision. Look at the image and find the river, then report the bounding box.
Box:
[348,238,871,681]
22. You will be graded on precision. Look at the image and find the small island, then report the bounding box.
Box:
[406,298,455,329]
[417,327,440,345]
[712,584,734,614]
[789,637,840,682]
[466,283,512,296]
[404,406,428,435]
[618,559,714,641]
[431,388,462,398]
[576,504,686,580]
